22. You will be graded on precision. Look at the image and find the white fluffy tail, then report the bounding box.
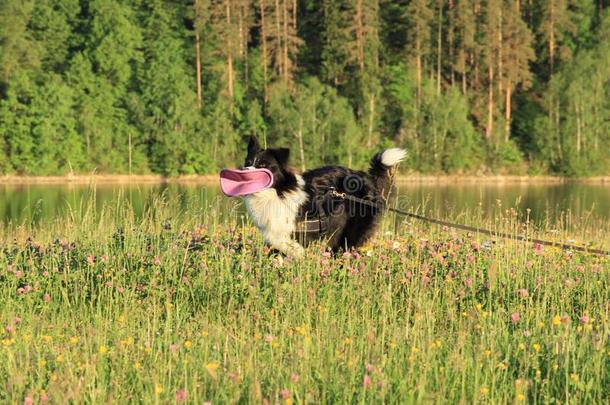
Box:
[380,148,407,167]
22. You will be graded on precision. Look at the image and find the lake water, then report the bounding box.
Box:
[1,182,608,230]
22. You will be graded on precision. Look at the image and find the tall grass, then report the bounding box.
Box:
[0,195,608,404]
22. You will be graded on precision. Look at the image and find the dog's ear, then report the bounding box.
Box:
[271,148,290,168]
[247,135,261,154]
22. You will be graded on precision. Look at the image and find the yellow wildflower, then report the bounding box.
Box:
[70,336,79,345]
[184,340,193,349]
[56,354,65,363]
[99,345,108,355]
[532,343,541,352]
[552,316,561,326]
[1,338,14,347]
[479,387,489,395]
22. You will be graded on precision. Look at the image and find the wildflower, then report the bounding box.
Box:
[579,315,590,324]
[1,338,14,347]
[366,363,375,372]
[497,362,507,370]
[40,393,49,403]
[87,255,95,265]
[15,270,23,279]
[205,362,220,372]
[24,396,34,405]
[264,335,273,343]
[479,387,489,395]
[154,384,164,395]
[363,374,372,389]
[532,343,541,352]
[516,394,526,402]
[551,316,561,326]
[511,312,520,323]
[99,345,108,355]
[56,354,64,363]
[175,389,187,403]
[464,278,473,287]
[518,288,529,298]
[343,337,352,345]
[280,389,291,400]
[43,293,51,302]
[561,315,570,324]
[184,340,193,349]
[570,373,579,383]
[290,373,299,383]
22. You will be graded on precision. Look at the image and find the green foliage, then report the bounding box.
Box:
[0,0,609,176]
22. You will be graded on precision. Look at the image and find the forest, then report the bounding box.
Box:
[0,0,609,176]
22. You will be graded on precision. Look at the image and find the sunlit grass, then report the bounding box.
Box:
[0,197,608,403]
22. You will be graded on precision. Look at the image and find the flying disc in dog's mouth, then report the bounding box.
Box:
[220,168,274,196]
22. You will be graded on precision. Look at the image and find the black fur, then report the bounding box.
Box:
[244,135,399,252]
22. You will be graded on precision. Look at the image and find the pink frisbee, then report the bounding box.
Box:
[220,168,274,196]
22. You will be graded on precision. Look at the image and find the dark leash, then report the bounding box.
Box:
[328,189,610,256]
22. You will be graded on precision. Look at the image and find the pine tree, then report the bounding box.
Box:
[501,0,534,140]
[404,0,433,106]
[538,0,575,75]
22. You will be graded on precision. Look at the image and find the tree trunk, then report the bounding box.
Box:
[505,81,511,141]
[355,0,365,71]
[260,0,269,103]
[283,0,289,86]
[497,7,503,97]
[486,64,494,142]
[416,33,422,106]
[274,0,283,79]
[225,0,234,101]
[195,31,202,109]
[297,117,305,172]
[436,1,442,96]
[549,1,555,75]
[367,94,376,148]
[575,102,581,155]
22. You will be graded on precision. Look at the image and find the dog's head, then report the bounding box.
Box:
[243,135,294,190]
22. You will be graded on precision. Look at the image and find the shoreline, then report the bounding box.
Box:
[0,174,608,185]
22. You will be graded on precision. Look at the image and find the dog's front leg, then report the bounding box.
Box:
[265,233,304,257]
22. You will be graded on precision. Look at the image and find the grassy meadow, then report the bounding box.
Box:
[0,195,608,404]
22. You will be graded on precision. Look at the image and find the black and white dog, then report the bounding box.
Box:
[242,135,406,256]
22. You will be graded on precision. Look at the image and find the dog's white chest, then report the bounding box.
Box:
[243,179,307,244]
